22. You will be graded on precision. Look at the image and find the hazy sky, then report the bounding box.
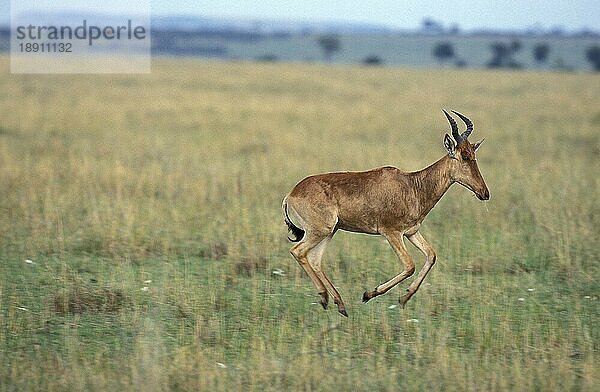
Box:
[2,0,599,30]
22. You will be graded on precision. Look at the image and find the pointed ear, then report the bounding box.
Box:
[473,138,485,151]
[444,133,457,158]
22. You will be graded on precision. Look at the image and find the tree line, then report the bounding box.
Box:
[432,40,600,71]
[310,35,600,70]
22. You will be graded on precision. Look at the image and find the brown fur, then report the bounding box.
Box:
[283,113,489,316]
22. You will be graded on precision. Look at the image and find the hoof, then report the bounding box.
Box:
[338,308,348,317]
[399,292,412,309]
[319,292,329,309]
[362,291,372,303]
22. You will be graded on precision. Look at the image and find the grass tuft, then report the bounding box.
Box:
[198,241,229,260]
[235,255,269,276]
[52,284,129,315]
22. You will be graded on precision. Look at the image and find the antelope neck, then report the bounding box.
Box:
[408,155,454,217]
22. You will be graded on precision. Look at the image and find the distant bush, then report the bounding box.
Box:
[362,55,383,66]
[256,54,278,62]
[586,45,600,71]
[455,59,467,68]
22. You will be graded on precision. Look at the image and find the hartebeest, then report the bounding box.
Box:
[282,110,489,317]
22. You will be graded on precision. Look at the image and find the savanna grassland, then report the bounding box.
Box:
[0,57,599,391]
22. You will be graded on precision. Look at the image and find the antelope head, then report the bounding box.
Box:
[442,110,490,201]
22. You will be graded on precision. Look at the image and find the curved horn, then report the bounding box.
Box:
[451,110,473,140]
[443,109,463,144]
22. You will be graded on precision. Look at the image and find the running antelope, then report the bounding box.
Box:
[282,110,489,317]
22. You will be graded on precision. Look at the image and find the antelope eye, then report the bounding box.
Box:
[461,154,469,161]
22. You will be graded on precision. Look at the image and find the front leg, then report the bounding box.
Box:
[400,231,437,308]
[362,230,416,302]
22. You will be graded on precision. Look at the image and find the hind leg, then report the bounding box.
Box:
[290,234,330,309]
[307,232,347,317]
[286,195,340,312]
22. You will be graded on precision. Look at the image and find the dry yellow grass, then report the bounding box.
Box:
[0,56,599,390]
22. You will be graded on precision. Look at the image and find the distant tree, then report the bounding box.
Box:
[432,42,455,64]
[421,18,444,34]
[533,43,551,66]
[487,41,522,69]
[487,42,510,68]
[510,39,522,53]
[549,26,565,36]
[586,45,600,71]
[449,24,461,35]
[508,39,524,68]
[362,55,383,66]
[317,34,341,62]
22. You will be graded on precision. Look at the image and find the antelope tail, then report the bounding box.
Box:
[283,199,305,242]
